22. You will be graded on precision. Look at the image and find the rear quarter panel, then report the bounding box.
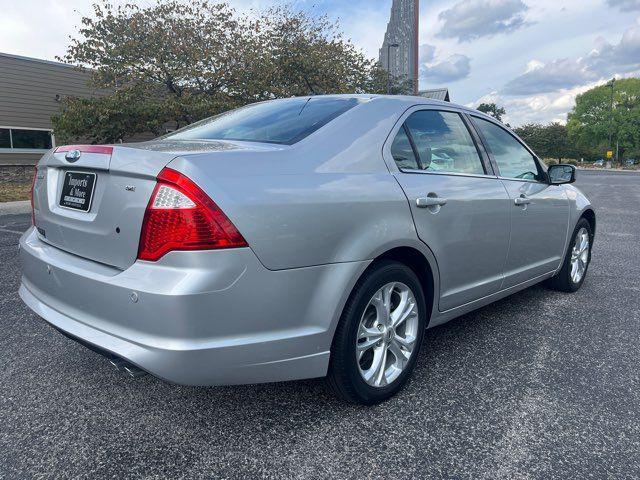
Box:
[167,167,418,270]
[167,98,422,270]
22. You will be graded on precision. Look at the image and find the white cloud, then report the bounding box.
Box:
[474,82,602,126]
[0,0,94,61]
[502,23,640,95]
[502,58,597,95]
[437,0,530,41]
[419,43,436,63]
[525,60,545,72]
[606,0,640,11]
[421,54,471,83]
[586,23,640,75]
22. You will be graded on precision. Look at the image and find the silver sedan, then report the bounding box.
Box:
[20,95,595,404]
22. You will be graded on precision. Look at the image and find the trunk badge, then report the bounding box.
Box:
[125,185,136,192]
[65,149,81,162]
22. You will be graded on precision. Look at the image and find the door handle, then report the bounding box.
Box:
[416,196,448,208]
[514,196,531,206]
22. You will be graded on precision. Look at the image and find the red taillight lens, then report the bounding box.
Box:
[137,168,247,261]
[30,166,37,226]
[54,145,114,155]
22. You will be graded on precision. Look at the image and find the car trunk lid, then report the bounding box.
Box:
[33,144,180,270]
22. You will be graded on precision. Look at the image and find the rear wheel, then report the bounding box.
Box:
[546,218,592,292]
[327,261,427,405]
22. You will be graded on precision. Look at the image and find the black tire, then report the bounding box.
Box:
[327,260,427,405]
[546,218,593,292]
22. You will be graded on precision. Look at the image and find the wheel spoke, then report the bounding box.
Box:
[357,324,382,360]
[369,290,390,325]
[570,261,578,281]
[357,337,380,351]
[393,334,416,350]
[374,347,388,386]
[391,292,416,328]
[381,283,395,324]
[369,290,384,312]
[388,341,410,369]
[579,234,589,253]
[363,347,387,386]
[358,323,381,340]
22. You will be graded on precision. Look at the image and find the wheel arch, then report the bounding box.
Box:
[373,247,436,321]
[580,208,596,238]
[331,244,439,339]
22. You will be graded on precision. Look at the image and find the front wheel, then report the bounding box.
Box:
[546,218,593,292]
[327,261,427,405]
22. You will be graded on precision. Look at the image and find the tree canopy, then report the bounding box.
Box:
[514,80,640,163]
[514,122,578,163]
[53,1,408,143]
[567,78,640,161]
[477,103,506,122]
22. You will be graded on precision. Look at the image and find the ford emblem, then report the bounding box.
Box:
[65,149,82,162]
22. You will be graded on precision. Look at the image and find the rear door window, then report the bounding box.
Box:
[392,110,485,175]
[390,126,420,170]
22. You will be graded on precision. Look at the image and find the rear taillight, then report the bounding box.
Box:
[137,168,247,261]
[54,145,114,155]
[30,166,37,226]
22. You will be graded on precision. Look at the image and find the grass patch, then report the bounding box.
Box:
[0,183,31,202]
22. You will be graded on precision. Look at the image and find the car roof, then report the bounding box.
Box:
[273,94,492,121]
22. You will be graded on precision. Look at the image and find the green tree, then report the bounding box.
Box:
[52,1,404,144]
[233,7,411,100]
[515,122,578,163]
[514,123,545,155]
[477,103,506,122]
[567,78,640,162]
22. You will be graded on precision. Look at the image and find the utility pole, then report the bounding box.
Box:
[387,43,399,95]
[413,0,420,95]
[607,78,615,168]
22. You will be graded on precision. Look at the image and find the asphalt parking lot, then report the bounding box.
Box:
[1,170,639,479]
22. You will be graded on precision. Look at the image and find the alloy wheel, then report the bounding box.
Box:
[570,227,590,284]
[355,282,419,387]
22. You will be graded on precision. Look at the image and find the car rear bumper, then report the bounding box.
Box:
[19,228,369,385]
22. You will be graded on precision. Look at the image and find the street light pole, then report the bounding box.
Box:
[387,42,399,95]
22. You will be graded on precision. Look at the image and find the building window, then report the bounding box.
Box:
[0,127,53,151]
[0,129,10,148]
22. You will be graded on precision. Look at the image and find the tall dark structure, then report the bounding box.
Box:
[379,0,419,94]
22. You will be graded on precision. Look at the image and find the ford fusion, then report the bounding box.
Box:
[20,95,595,404]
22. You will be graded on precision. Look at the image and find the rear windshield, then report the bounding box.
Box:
[165,97,364,145]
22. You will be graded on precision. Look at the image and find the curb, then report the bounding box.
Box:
[578,168,640,174]
[0,200,31,216]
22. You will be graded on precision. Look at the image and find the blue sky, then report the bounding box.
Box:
[2,0,639,125]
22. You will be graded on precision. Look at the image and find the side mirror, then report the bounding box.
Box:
[548,164,576,185]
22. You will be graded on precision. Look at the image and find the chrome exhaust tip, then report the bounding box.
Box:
[124,364,147,378]
[109,357,128,370]
[109,356,147,378]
